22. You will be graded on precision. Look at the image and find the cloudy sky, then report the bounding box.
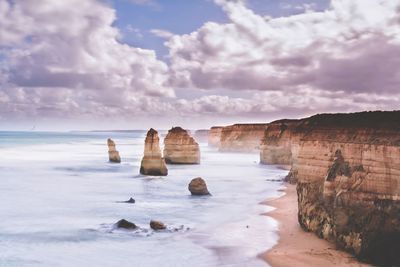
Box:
[0,0,399,130]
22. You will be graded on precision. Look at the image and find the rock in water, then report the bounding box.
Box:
[125,197,135,203]
[163,127,200,164]
[107,138,121,163]
[140,128,168,176]
[150,220,166,230]
[115,219,137,229]
[188,177,210,195]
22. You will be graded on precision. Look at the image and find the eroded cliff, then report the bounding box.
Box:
[261,111,400,266]
[219,124,268,152]
[208,126,223,147]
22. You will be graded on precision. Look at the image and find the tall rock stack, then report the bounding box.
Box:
[107,138,121,163]
[163,127,200,164]
[140,128,168,176]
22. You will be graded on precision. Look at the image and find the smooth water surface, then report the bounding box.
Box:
[0,131,287,267]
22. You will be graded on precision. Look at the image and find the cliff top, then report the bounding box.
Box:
[304,111,400,129]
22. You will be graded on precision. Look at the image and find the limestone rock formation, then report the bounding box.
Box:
[107,138,121,163]
[163,127,200,164]
[188,177,210,195]
[115,219,137,230]
[150,220,166,230]
[194,129,209,143]
[140,128,168,176]
[260,111,400,266]
[208,126,223,147]
[219,124,268,152]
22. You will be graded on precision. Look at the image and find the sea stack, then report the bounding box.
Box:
[163,127,200,164]
[140,128,168,176]
[107,138,121,163]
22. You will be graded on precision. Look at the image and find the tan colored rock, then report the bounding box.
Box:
[259,120,302,183]
[260,111,400,266]
[219,124,268,152]
[150,220,166,230]
[140,128,168,176]
[188,177,210,195]
[208,126,223,147]
[163,127,200,164]
[107,138,121,163]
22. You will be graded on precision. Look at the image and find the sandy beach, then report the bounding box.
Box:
[261,184,370,267]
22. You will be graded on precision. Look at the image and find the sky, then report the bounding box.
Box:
[0,0,399,130]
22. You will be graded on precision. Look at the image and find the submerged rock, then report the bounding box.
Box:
[150,220,166,230]
[188,177,210,196]
[140,128,168,176]
[124,197,135,203]
[163,127,200,164]
[107,138,121,163]
[115,219,137,230]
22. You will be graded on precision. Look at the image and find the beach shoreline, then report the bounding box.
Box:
[260,184,370,267]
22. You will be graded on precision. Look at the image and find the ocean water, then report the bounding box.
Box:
[0,131,287,267]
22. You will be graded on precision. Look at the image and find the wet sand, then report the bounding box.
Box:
[261,184,370,267]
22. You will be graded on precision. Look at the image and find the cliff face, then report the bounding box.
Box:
[219,124,268,152]
[140,128,168,176]
[259,120,301,171]
[261,111,400,265]
[208,126,223,147]
[163,127,200,164]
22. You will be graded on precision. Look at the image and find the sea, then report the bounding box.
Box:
[0,131,287,267]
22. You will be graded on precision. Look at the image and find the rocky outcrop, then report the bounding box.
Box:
[163,127,200,164]
[188,177,210,195]
[140,128,168,176]
[261,111,400,266]
[260,120,301,170]
[115,219,137,230]
[150,220,166,230]
[107,138,121,163]
[219,124,268,152]
[208,126,223,147]
[194,129,209,143]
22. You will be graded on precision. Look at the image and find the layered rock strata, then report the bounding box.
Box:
[140,128,168,176]
[259,119,301,170]
[208,126,223,147]
[219,124,268,152]
[261,111,400,265]
[163,127,200,164]
[107,138,121,163]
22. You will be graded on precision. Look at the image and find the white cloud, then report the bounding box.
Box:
[150,29,174,39]
[0,0,174,121]
[167,0,400,95]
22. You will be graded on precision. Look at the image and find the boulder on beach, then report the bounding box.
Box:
[107,138,121,163]
[163,127,200,164]
[115,219,137,229]
[150,220,166,230]
[140,128,168,176]
[188,177,210,196]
